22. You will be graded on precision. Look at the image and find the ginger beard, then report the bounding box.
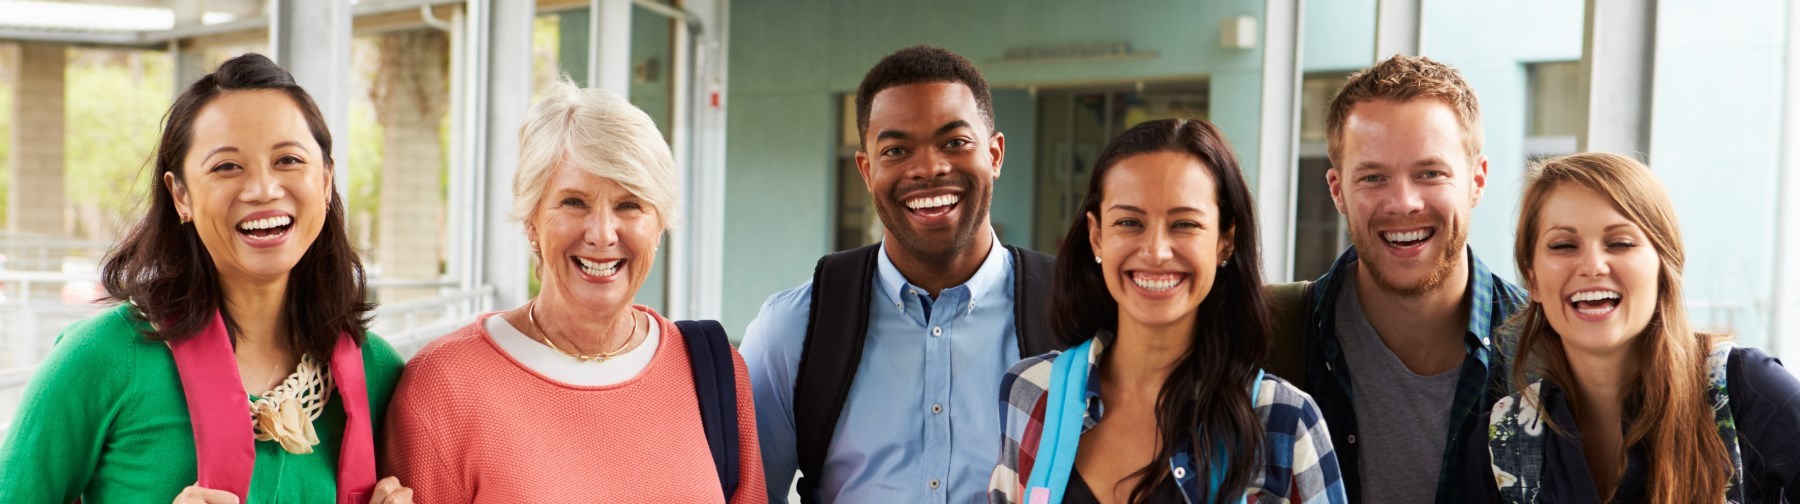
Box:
[1349,210,1468,298]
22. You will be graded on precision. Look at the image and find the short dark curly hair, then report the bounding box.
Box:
[854,45,994,148]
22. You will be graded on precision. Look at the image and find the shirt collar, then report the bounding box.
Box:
[874,231,1010,308]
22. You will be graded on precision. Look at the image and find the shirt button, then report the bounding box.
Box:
[1173,467,1187,478]
[931,326,943,337]
[929,479,941,489]
[911,289,921,296]
[931,403,944,414]
[1347,434,1357,445]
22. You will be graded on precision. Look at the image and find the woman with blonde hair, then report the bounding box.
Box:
[381,78,764,502]
[1469,152,1800,503]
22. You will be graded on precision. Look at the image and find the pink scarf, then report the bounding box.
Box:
[165,311,375,504]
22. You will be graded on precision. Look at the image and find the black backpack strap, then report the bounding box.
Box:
[1006,245,1061,357]
[676,319,739,502]
[1265,281,1315,386]
[793,244,882,503]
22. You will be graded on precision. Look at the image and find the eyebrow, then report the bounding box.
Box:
[874,120,974,143]
[1107,204,1205,215]
[200,141,313,165]
[1545,223,1636,234]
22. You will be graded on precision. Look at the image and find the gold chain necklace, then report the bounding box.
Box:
[527,299,638,362]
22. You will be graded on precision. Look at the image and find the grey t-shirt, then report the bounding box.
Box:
[1336,271,1461,504]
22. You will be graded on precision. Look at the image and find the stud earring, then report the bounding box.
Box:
[1220,259,1230,268]
[1093,256,1101,264]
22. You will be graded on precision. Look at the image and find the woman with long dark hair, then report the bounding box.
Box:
[0,54,411,503]
[1469,153,1800,503]
[989,118,1346,503]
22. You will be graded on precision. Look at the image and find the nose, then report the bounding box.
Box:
[1141,226,1174,264]
[1386,179,1425,217]
[240,165,286,203]
[1576,246,1611,278]
[912,147,954,180]
[585,207,619,248]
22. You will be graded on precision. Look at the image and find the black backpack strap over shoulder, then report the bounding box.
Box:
[1265,280,1315,385]
[1007,245,1060,357]
[793,244,882,503]
[675,319,739,502]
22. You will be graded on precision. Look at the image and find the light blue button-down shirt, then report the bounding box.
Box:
[739,238,1022,504]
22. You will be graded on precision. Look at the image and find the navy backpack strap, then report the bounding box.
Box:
[793,244,882,503]
[677,319,739,502]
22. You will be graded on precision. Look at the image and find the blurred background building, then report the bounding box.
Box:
[0,0,1797,438]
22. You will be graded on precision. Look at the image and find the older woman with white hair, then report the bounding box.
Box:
[382,78,765,503]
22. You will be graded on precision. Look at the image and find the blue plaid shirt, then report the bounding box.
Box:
[1295,247,1526,504]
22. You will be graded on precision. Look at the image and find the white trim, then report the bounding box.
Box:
[1258,0,1305,282]
[1579,0,1657,158]
[588,0,632,96]
[478,0,535,309]
[1773,0,1800,361]
[1374,0,1424,58]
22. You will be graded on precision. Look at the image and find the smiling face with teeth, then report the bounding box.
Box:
[1328,99,1487,298]
[856,82,1003,268]
[526,161,663,317]
[166,90,332,285]
[1087,151,1234,331]
[1526,184,1661,356]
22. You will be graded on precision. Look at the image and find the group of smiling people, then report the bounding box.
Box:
[0,44,1795,504]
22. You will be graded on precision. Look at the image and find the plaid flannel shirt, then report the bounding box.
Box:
[989,337,1348,504]
[1299,247,1527,503]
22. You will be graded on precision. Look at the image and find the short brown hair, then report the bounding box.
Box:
[1325,55,1483,168]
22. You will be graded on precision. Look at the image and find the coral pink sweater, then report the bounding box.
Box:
[381,307,766,503]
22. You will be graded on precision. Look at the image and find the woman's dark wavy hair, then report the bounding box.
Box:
[1050,118,1271,502]
[101,53,370,362]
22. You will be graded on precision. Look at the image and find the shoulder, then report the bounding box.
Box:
[1000,351,1063,412]
[1727,344,1800,407]
[357,332,406,393]
[738,280,814,356]
[48,304,159,369]
[399,316,499,382]
[1255,374,1325,426]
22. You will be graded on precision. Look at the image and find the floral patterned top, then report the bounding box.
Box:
[1472,342,1800,503]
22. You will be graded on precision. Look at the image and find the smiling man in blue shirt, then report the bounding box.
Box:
[738,46,1062,504]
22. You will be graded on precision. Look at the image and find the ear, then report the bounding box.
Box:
[1326,167,1347,215]
[987,131,1006,180]
[323,161,336,206]
[854,149,875,194]
[1218,223,1237,263]
[1469,154,1489,207]
[163,171,191,218]
[1086,211,1103,261]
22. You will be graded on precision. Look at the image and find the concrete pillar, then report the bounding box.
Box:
[9,43,66,236]
[375,30,450,301]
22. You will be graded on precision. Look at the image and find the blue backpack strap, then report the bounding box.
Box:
[1487,383,1548,504]
[677,319,740,502]
[1705,341,1746,503]
[1025,339,1095,504]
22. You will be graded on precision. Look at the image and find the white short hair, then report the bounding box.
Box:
[511,76,679,230]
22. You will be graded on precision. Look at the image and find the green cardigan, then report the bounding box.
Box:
[0,304,404,503]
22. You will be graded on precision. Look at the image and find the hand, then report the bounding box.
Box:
[368,476,415,504]
[172,484,239,504]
